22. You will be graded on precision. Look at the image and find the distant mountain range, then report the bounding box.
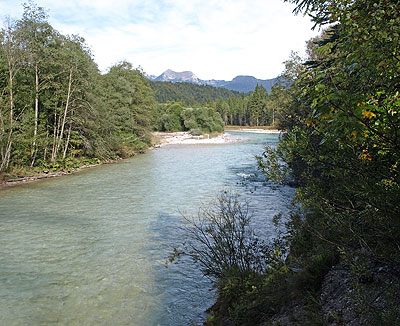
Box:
[147,69,278,93]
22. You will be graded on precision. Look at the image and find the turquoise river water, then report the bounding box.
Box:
[0,132,294,326]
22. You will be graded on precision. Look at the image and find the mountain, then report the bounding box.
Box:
[206,75,278,93]
[154,69,201,84]
[148,70,278,93]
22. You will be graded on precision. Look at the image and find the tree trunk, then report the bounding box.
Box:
[30,63,39,167]
[51,110,57,162]
[0,94,5,164]
[1,69,14,171]
[54,68,72,161]
[62,114,72,160]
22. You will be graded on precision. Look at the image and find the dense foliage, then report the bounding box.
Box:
[150,80,240,105]
[197,0,400,325]
[214,85,283,127]
[0,3,157,174]
[274,0,400,268]
[151,80,285,127]
[153,102,224,134]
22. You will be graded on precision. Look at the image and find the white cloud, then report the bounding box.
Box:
[0,0,320,80]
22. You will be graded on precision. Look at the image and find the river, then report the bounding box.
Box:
[0,132,294,326]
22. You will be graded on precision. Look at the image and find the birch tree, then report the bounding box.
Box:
[16,1,53,166]
[0,20,26,171]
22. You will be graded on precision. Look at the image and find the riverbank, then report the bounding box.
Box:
[151,131,241,147]
[224,125,283,134]
[1,128,278,188]
[152,128,283,147]
[0,133,234,188]
[1,133,233,188]
[228,128,281,134]
[0,162,105,188]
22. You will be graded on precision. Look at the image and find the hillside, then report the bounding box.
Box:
[149,81,240,104]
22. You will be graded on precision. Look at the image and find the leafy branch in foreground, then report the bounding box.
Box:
[178,192,266,280]
[169,191,290,325]
[170,191,288,279]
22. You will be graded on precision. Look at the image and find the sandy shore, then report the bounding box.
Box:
[151,132,241,147]
[152,129,283,147]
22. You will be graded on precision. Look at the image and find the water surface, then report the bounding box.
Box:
[0,132,294,326]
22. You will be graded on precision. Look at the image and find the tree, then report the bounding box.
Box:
[48,35,98,161]
[16,1,54,165]
[1,2,158,173]
[0,19,24,170]
[100,61,155,156]
[263,0,400,268]
[268,84,286,127]
[248,84,268,126]
[272,51,308,130]
[255,1,400,322]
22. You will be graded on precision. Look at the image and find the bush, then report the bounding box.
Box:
[171,191,291,326]
[161,113,184,131]
[189,128,202,136]
[179,191,267,279]
[155,103,224,133]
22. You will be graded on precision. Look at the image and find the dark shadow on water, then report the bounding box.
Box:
[147,211,214,326]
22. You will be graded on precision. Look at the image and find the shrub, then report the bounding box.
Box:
[179,191,267,280]
[171,191,291,326]
[189,128,202,136]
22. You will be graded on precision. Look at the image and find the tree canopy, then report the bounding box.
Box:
[0,2,157,173]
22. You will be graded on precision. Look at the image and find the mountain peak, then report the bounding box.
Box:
[155,69,200,83]
[149,69,278,93]
[232,75,257,81]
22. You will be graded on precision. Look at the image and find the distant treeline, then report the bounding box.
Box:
[149,81,240,105]
[152,79,289,127]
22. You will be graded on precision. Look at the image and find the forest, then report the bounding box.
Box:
[0,3,156,174]
[150,80,240,104]
[152,80,290,127]
[0,2,285,178]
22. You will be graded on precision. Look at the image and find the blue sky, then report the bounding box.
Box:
[0,0,320,80]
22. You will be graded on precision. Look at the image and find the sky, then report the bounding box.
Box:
[0,0,320,80]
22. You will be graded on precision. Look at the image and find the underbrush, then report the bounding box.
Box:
[172,191,400,326]
[170,192,337,326]
[1,140,150,182]
[1,156,101,180]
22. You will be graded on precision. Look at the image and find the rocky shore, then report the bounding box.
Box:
[151,129,282,147]
[151,131,241,147]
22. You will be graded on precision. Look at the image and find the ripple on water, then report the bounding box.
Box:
[0,132,294,326]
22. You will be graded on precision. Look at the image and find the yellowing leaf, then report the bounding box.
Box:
[350,130,357,141]
[362,111,376,119]
[360,150,372,161]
